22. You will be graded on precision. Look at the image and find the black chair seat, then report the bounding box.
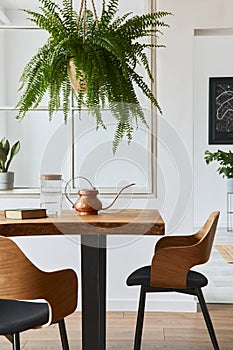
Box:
[0,299,50,334]
[126,265,208,289]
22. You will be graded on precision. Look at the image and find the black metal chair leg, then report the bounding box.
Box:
[196,288,220,350]
[12,333,20,350]
[58,319,70,350]
[134,286,147,350]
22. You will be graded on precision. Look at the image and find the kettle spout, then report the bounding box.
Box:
[102,183,135,210]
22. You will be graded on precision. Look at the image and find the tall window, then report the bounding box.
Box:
[0,0,156,194]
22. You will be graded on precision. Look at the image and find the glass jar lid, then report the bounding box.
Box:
[40,174,62,180]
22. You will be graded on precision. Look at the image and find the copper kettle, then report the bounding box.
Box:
[65,176,135,215]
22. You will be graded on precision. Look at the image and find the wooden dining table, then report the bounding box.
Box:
[0,209,165,350]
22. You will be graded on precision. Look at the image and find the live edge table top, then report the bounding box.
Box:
[0,209,165,237]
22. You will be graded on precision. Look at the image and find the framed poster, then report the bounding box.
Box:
[209,77,233,144]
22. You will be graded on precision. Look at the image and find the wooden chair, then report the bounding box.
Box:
[127,211,220,350]
[0,236,78,350]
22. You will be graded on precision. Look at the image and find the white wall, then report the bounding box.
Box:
[0,7,6,135]
[194,34,233,227]
[157,0,233,230]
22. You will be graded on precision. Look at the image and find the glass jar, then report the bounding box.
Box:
[40,174,62,216]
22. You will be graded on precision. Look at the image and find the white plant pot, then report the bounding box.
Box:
[0,172,14,190]
[227,178,233,193]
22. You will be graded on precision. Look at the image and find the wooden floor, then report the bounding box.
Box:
[1,304,233,349]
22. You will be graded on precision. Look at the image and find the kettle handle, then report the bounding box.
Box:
[102,183,135,210]
[64,176,95,207]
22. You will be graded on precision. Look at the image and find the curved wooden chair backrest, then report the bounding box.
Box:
[150,211,220,289]
[0,236,78,325]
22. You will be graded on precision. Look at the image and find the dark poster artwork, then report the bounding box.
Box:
[209,77,233,144]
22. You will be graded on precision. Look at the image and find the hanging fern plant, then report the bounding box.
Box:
[16,0,171,152]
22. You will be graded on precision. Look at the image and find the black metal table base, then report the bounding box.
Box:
[81,235,106,350]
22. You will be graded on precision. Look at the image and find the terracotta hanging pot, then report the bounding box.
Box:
[67,59,88,93]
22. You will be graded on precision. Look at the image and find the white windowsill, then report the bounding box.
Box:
[0,188,40,197]
[0,187,155,198]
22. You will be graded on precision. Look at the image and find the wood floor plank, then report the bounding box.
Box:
[164,327,233,341]
[0,336,26,350]
[22,340,81,350]
[107,340,233,350]
[22,340,233,350]
[8,304,233,349]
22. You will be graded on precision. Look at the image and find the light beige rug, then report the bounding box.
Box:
[215,245,233,263]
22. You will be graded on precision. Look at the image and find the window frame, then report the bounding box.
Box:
[0,0,157,197]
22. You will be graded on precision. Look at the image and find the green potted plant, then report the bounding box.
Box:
[16,0,171,152]
[204,149,233,191]
[0,138,20,190]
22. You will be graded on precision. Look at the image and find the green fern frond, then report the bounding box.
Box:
[155,11,174,20]
[22,9,66,38]
[91,35,129,78]
[119,12,171,40]
[112,115,133,154]
[48,54,68,119]
[61,0,78,33]
[38,0,61,14]
[73,90,85,114]
[39,6,66,36]
[100,0,119,26]
[16,58,48,117]
[139,52,153,81]
[125,43,153,79]
[130,69,162,114]
[110,12,133,30]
